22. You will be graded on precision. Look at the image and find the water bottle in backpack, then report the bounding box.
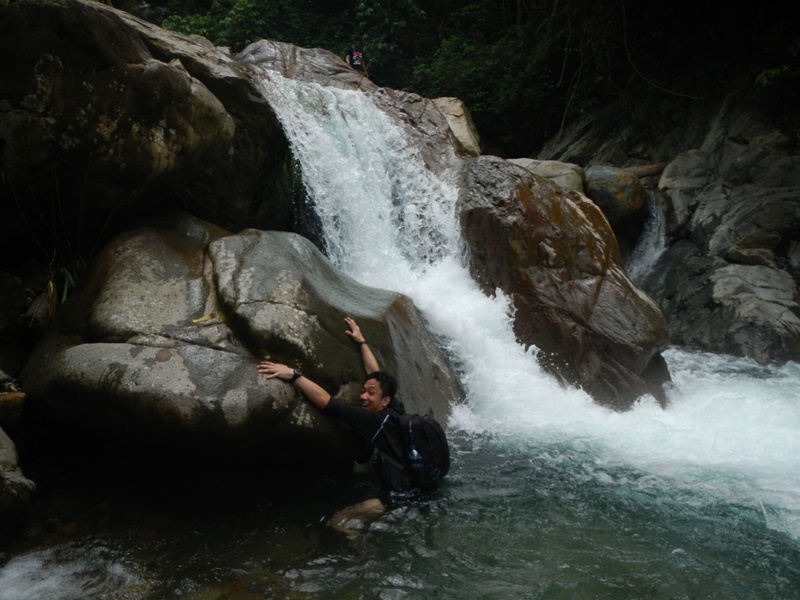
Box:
[408,444,424,471]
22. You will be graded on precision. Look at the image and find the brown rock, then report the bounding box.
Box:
[459,156,670,409]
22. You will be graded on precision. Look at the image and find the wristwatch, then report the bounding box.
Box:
[289,368,302,384]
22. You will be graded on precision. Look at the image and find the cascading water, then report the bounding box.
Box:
[257,71,589,425]
[1,71,799,600]
[260,70,800,530]
[626,189,668,285]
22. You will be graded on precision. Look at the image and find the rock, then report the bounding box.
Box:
[238,39,467,178]
[710,265,800,362]
[0,0,295,256]
[507,158,585,193]
[458,156,670,409]
[640,102,800,364]
[0,272,36,376]
[237,39,377,92]
[432,97,482,157]
[0,392,26,425]
[642,241,800,363]
[539,92,800,366]
[584,166,649,226]
[0,426,36,526]
[537,98,712,168]
[623,163,668,179]
[584,165,650,257]
[19,213,461,460]
[658,150,718,234]
[208,229,461,421]
[691,184,798,267]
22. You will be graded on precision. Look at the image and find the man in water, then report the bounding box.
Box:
[345,37,369,79]
[257,317,409,533]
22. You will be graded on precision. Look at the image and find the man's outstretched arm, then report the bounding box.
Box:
[344,316,380,374]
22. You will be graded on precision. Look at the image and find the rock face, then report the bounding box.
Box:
[19,213,462,458]
[539,94,800,365]
[0,0,295,256]
[237,39,378,91]
[458,156,670,409]
[641,104,800,363]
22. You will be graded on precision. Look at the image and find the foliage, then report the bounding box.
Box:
[162,0,302,49]
[411,31,559,150]
[752,36,800,137]
[153,0,800,155]
[755,66,791,88]
[46,265,78,315]
[352,0,427,86]
[160,0,356,53]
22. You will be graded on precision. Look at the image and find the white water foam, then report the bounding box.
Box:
[0,544,150,600]
[254,70,800,540]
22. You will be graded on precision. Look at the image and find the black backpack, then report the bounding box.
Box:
[375,412,450,492]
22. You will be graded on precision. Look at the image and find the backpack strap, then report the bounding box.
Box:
[370,413,406,471]
[370,414,390,444]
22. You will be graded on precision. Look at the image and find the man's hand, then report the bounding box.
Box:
[256,360,331,409]
[345,316,380,373]
[256,361,293,381]
[344,316,366,344]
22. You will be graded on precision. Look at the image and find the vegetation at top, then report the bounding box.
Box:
[149,0,797,156]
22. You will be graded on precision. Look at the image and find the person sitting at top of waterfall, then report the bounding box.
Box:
[256,316,409,532]
[345,37,369,78]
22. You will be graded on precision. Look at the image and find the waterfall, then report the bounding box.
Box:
[255,70,585,415]
[255,74,462,281]
[253,71,800,542]
[626,189,667,284]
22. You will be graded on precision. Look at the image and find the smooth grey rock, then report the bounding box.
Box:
[507,158,584,193]
[20,213,461,458]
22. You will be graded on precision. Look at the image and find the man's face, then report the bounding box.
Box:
[360,378,389,413]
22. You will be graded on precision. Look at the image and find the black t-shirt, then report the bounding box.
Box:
[323,397,410,492]
[346,46,365,71]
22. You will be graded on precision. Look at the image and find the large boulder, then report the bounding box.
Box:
[584,165,650,256]
[458,156,670,409]
[643,239,800,363]
[0,0,295,259]
[19,213,461,460]
[432,97,482,157]
[507,158,585,193]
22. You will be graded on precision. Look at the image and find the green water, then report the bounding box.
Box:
[2,429,798,600]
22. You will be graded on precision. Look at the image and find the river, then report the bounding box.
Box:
[1,72,799,599]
